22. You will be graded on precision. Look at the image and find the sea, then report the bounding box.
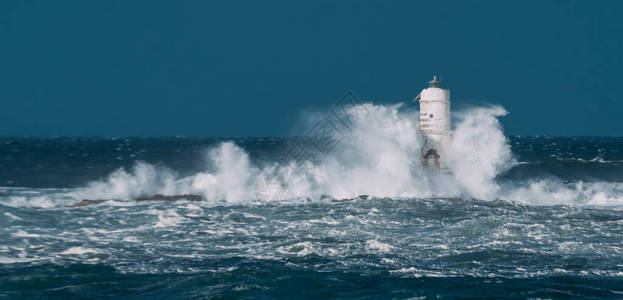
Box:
[1,104,623,299]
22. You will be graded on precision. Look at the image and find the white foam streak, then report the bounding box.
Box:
[502,179,623,206]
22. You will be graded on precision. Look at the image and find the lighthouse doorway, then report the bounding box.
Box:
[423,149,441,169]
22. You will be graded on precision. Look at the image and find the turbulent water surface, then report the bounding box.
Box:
[2,105,623,298]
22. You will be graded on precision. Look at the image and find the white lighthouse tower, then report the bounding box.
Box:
[414,76,451,169]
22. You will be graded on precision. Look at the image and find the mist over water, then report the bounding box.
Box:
[2,104,623,298]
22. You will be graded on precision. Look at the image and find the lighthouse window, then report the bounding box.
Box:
[429,114,434,118]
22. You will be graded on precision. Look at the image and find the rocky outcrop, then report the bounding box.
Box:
[67,194,203,207]
[67,199,107,207]
[135,194,202,202]
[331,195,369,203]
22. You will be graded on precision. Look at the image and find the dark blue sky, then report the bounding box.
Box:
[1,0,621,136]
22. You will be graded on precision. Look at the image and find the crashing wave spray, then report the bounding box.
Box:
[7,104,515,208]
[13,97,623,208]
[191,103,513,203]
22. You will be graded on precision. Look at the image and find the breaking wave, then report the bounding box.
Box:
[3,103,623,208]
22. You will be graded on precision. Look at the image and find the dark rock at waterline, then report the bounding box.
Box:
[67,194,203,207]
[429,197,462,202]
[331,195,370,203]
[329,195,462,203]
[135,194,202,202]
[68,199,107,207]
[320,195,333,201]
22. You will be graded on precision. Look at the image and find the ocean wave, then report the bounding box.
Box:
[1,104,622,208]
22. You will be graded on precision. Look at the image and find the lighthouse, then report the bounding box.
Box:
[414,76,451,169]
